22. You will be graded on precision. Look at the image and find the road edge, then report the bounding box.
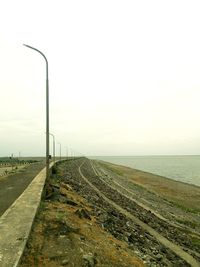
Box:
[0,162,55,267]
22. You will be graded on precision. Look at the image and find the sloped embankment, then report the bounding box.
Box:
[19,159,144,267]
[20,158,200,266]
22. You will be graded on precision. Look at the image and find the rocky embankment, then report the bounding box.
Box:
[20,158,200,267]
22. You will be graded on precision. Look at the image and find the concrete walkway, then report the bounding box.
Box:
[0,164,53,267]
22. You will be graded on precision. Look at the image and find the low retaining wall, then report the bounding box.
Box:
[0,162,55,267]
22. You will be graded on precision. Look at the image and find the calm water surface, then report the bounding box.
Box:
[91,156,200,187]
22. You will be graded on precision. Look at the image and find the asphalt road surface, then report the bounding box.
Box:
[0,162,45,216]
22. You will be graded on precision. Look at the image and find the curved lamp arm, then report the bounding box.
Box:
[23,44,50,179]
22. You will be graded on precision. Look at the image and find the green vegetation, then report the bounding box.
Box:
[52,165,58,175]
[0,157,39,164]
[191,236,200,247]
[98,161,124,176]
[176,218,200,229]
[168,200,200,214]
[56,210,66,220]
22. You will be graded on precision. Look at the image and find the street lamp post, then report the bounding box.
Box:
[65,146,68,159]
[24,44,50,180]
[58,142,61,161]
[49,133,55,163]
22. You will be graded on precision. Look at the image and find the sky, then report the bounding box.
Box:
[1,0,200,157]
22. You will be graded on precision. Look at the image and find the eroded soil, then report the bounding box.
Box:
[19,169,144,267]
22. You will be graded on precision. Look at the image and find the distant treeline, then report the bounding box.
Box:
[0,157,39,164]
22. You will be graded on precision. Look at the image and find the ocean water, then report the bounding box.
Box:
[91,156,200,187]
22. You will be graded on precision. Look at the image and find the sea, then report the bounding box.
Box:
[90,155,200,187]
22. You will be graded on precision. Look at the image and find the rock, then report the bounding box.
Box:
[128,233,135,243]
[60,182,73,191]
[46,220,79,235]
[45,183,60,200]
[61,259,69,265]
[124,236,129,242]
[59,197,78,206]
[155,253,163,261]
[57,195,68,203]
[58,223,79,235]
[83,253,96,267]
[75,208,91,220]
[46,186,78,205]
[66,199,78,206]
[80,235,86,241]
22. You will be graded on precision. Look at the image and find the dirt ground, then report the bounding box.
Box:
[0,165,26,176]
[19,178,144,267]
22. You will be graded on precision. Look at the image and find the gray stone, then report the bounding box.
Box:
[83,253,96,267]
[75,208,91,220]
[61,259,69,265]
[155,253,163,261]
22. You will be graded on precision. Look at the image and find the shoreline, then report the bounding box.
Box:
[98,160,200,211]
[91,155,200,187]
[99,160,200,189]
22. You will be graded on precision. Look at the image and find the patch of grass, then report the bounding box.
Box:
[18,169,26,173]
[176,218,200,229]
[191,236,200,248]
[34,254,39,267]
[56,210,66,221]
[98,162,124,176]
[168,200,200,214]
[39,201,46,211]
[51,165,58,175]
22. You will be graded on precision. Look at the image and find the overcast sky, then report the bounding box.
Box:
[1,0,200,157]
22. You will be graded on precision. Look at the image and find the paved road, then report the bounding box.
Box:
[0,162,45,216]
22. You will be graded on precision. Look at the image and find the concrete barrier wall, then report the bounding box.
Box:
[0,163,54,267]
